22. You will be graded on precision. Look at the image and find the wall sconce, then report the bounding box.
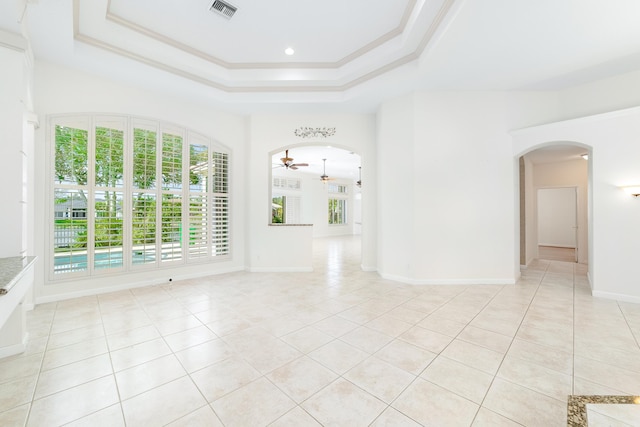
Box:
[622,186,640,197]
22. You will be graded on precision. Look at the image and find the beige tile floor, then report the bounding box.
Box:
[1,236,640,426]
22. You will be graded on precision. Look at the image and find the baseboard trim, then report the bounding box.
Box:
[246,267,313,273]
[36,266,245,305]
[378,273,516,286]
[0,333,29,359]
[592,290,640,304]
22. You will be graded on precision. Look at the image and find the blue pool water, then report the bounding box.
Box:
[54,251,155,271]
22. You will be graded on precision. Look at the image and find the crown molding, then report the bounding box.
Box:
[72,0,455,93]
[103,0,418,70]
[0,29,28,53]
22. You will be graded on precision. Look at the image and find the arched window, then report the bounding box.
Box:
[50,114,230,278]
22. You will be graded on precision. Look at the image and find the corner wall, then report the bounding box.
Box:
[378,92,521,284]
[522,156,537,265]
[0,43,28,258]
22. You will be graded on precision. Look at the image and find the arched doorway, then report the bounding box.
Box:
[269,145,363,270]
[516,142,591,269]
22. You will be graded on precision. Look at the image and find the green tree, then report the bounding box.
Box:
[55,125,213,256]
[162,133,183,189]
[55,126,88,185]
[55,126,88,206]
[95,126,124,222]
[133,128,157,190]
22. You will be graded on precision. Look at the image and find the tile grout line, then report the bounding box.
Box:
[97,291,128,427]
[265,282,472,426]
[470,260,550,426]
[24,301,58,427]
[567,265,577,402]
[371,282,524,426]
[616,301,640,351]
[152,290,228,427]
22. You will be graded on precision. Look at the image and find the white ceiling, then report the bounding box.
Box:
[3,0,640,114]
[2,0,639,169]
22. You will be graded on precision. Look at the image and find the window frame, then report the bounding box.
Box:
[328,197,348,225]
[48,114,231,281]
[271,176,302,224]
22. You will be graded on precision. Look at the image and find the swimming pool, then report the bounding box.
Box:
[54,250,155,272]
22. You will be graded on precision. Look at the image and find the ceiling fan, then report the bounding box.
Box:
[320,158,334,182]
[275,149,309,170]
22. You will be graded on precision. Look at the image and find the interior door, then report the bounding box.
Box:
[537,187,577,261]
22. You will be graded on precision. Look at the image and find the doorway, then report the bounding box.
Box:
[518,144,590,267]
[269,145,363,267]
[537,187,577,262]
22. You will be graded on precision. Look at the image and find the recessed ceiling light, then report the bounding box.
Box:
[284,47,295,56]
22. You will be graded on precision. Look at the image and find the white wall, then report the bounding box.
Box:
[16,43,640,303]
[558,69,640,121]
[378,92,520,284]
[522,156,537,265]
[532,159,589,263]
[0,47,27,258]
[247,113,376,272]
[33,61,247,302]
[376,95,416,280]
[513,107,640,302]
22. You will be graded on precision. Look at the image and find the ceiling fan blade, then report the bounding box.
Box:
[292,163,308,167]
[290,166,298,170]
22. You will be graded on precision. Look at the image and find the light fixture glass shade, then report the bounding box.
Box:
[581,153,589,160]
[622,186,640,197]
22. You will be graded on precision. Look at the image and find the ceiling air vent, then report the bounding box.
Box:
[209,0,237,19]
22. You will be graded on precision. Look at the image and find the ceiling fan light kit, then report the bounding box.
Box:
[320,158,333,182]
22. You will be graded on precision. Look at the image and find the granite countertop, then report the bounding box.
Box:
[0,256,37,295]
[567,395,640,426]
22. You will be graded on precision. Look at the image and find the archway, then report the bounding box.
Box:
[515,141,592,273]
[268,144,364,270]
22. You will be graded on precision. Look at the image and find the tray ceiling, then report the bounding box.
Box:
[2,0,640,113]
